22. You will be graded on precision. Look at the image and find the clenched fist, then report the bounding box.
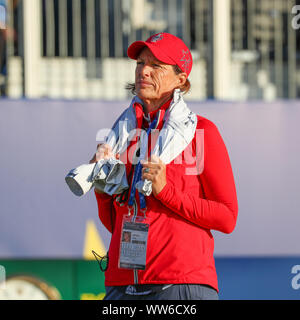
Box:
[141,155,167,197]
[89,143,119,164]
[89,143,119,194]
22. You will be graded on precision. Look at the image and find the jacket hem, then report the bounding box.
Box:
[104,278,219,293]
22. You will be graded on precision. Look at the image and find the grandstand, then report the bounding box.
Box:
[1,0,299,100]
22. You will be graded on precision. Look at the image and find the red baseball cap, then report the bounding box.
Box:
[127,32,193,77]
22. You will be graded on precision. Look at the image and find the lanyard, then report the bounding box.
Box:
[128,115,158,214]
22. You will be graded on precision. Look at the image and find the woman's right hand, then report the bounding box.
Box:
[89,143,118,164]
[90,143,119,194]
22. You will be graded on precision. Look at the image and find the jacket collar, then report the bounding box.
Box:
[133,97,172,131]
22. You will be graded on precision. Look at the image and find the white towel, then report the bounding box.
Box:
[100,89,197,196]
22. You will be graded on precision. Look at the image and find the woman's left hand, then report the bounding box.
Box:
[141,155,167,197]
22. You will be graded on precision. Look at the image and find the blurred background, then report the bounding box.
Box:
[0,0,300,300]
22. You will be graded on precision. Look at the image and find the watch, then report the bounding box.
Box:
[0,275,61,300]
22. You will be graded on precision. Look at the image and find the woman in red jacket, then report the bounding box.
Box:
[90,33,238,300]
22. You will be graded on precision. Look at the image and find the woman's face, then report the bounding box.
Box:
[135,48,186,106]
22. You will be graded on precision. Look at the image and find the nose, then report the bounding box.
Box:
[137,63,151,78]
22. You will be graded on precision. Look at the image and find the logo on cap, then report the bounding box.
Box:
[180,50,191,73]
[150,33,163,43]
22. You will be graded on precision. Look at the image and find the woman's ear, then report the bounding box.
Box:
[177,72,188,89]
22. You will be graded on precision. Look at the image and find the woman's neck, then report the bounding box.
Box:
[141,94,172,115]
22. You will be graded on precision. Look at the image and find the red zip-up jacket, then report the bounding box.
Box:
[95,102,238,292]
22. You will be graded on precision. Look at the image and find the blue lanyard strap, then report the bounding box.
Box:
[128,116,158,211]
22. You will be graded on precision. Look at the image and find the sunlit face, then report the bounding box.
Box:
[135,47,186,106]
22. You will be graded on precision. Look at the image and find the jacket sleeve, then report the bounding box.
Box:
[94,190,116,233]
[155,119,238,234]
